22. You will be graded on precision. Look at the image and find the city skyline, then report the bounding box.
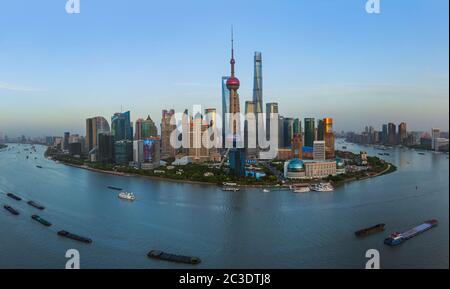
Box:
[0,0,449,137]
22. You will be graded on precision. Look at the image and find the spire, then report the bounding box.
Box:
[230,26,235,77]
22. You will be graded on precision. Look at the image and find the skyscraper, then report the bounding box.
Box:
[431,128,440,150]
[266,102,279,140]
[161,109,176,158]
[317,119,324,141]
[283,117,294,148]
[323,118,335,159]
[141,115,158,139]
[388,123,397,145]
[304,118,315,147]
[253,52,263,156]
[293,118,301,136]
[221,76,230,149]
[381,124,388,144]
[253,52,263,115]
[111,111,132,141]
[226,29,246,177]
[86,116,110,153]
[398,122,407,145]
[245,101,256,157]
[63,132,70,150]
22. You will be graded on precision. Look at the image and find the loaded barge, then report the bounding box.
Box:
[384,219,438,246]
[57,230,92,244]
[31,215,52,227]
[147,250,201,265]
[3,205,19,215]
[107,186,123,191]
[6,193,22,201]
[355,223,385,237]
[27,200,45,210]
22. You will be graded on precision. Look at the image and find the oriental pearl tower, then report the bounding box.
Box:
[227,28,241,146]
[226,28,246,177]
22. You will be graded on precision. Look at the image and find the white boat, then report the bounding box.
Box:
[262,189,270,193]
[310,183,334,192]
[293,187,310,193]
[290,184,311,193]
[118,192,135,201]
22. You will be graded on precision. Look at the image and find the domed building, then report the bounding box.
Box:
[336,158,346,174]
[284,158,306,179]
[284,158,339,180]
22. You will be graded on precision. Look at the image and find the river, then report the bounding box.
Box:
[0,141,448,269]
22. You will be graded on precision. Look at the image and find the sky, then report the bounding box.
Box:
[0,0,448,138]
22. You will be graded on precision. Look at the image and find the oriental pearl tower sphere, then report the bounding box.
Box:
[227,29,241,143]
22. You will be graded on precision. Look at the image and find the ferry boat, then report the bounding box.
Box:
[6,193,22,201]
[36,165,43,169]
[57,230,92,244]
[27,200,45,210]
[31,215,52,227]
[355,223,385,237]
[147,250,201,265]
[118,192,135,201]
[3,205,19,215]
[310,183,334,192]
[262,189,270,193]
[384,219,438,246]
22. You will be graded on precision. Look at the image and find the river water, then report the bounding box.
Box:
[0,141,448,269]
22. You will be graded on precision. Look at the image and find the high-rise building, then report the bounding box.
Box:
[323,118,335,158]
[221,76,230,149]
[114,140,133,165]
[161,109,176,158]
[97,133,114,163]
[304,118,315,147]
[291,133,303,159]
[266,102,279,140]
[293,118,301,136]
[278,115,285,148]
[431,128,441,150]
[388,123,397,145]
[111,111,132,141]
[381,124,388,144]
[135,118,143,140]
[253,52,263,115]
[252,52,263,156]
[398,122,407,145]
[244,101,257,157]
[86,116,110,153]
[283,118,294,148]
[313,140,326,161]
[226,29,246,176]
[141,115,158,139]
[63,132,70,150]
[317,120,324,141]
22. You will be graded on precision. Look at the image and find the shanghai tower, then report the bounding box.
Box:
[252,52,263,158]
[253,52,263,115]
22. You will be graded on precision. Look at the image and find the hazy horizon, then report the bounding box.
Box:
[1,0,449,138]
